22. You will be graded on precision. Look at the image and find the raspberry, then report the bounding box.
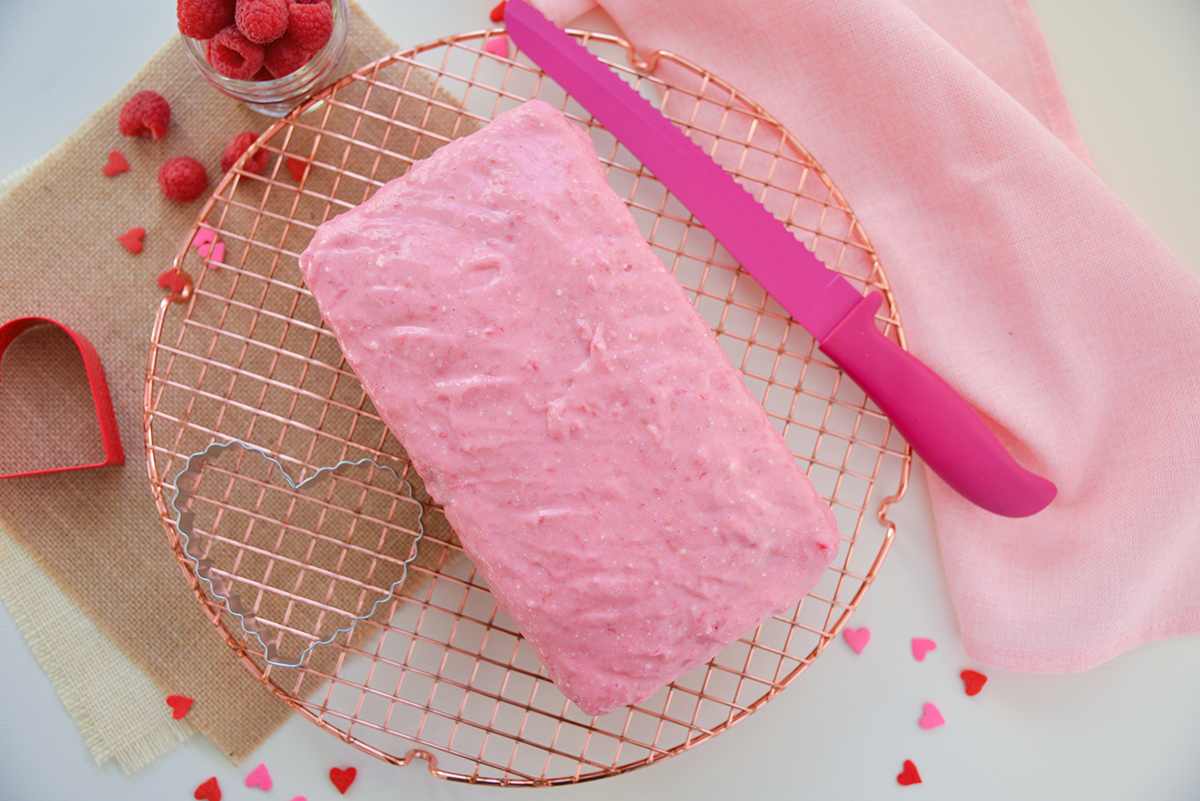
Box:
[206,25,265,80]
[235,0,289,44]
[220,131,270,173]
[177,0,235,39]
[158,156,209,202]
[118,91,171,139]
[286,1,333,52]
[263,33,312,78]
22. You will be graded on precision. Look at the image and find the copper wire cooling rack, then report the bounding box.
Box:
[144,28,911,785]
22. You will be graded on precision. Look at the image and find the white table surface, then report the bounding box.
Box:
[2,2,1198,800]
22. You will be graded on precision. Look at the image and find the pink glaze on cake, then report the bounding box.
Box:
[298,100,840,716]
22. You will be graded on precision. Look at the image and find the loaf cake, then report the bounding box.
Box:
[298,100,840,716]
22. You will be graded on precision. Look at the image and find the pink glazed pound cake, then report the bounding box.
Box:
[298,100,840,716]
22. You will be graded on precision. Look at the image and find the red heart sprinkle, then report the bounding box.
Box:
[286,156,309,181]
[961,669,989,696]
[194,776,222,801]
[118,226,145,254]
[166,694,194,719]
[329,766,356,794]
[489,1,507,22]
[157,268,186,294]
[897,759,922,786]
[102,150,129,177]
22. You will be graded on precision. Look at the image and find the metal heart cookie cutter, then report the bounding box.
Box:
[169,439,425,668]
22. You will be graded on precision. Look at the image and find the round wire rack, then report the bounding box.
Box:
[144,27,911,786]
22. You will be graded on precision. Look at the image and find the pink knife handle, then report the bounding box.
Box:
[818,293,1056,517]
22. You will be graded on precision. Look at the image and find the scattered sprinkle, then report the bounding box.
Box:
[102,150,129,177]
[118,226,146,254]
[286,156,309,181]
[918,702,944,730]
[961,669,988,696]
[911,637,937,661]
[207,240,226,267]
[245,763,273,791]
[158,268,187,294]
[118,90,171,140]
[194,776,222,801]
[329,766,357,794]
[489,1,507,23]
[897,759,922,786]
[484,34,510,59]
[842,626,869,655]
[193,226,216,251]
[166,694,194,719]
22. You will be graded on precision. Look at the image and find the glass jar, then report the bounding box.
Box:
[182,0,349,117]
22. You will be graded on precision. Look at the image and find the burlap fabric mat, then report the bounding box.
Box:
[0,2,461,767]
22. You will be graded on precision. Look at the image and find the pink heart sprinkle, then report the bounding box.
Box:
[919,702,945,729]
[484,34,510,58]
[911,637,937,661]
[207,241,226,268]
[290,797,307,801]
[192,226,215,250]
[842,627,870,655]
[245,762,272,791]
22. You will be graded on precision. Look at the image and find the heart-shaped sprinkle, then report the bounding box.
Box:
[118,226,145,254]
[286,156,309,181]
[290,797,308,801]
[194,776,222,801]
[961,669,988,696]
[842,626,870,655]
[207,241,226,268]
[484,34,510,58]
[157,268,186,294]
[896,759,922,786]
[489,1,506,22]
[102,150,129,177]
[245,763,272,791]
[193,226,215,252]
[329,766,357,794]
[166,694,194,719]
[911,637,937,661]
[918,702,945,729]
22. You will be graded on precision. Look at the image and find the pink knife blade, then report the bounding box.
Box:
[504,0,1056,517]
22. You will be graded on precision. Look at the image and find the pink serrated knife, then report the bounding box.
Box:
[505,0,1056,517]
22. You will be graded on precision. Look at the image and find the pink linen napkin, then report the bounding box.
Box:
[529,0,1200,673]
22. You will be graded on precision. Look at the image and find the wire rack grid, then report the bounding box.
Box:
[144,28,911,786]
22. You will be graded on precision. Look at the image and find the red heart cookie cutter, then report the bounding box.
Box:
[0,317,124,478]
